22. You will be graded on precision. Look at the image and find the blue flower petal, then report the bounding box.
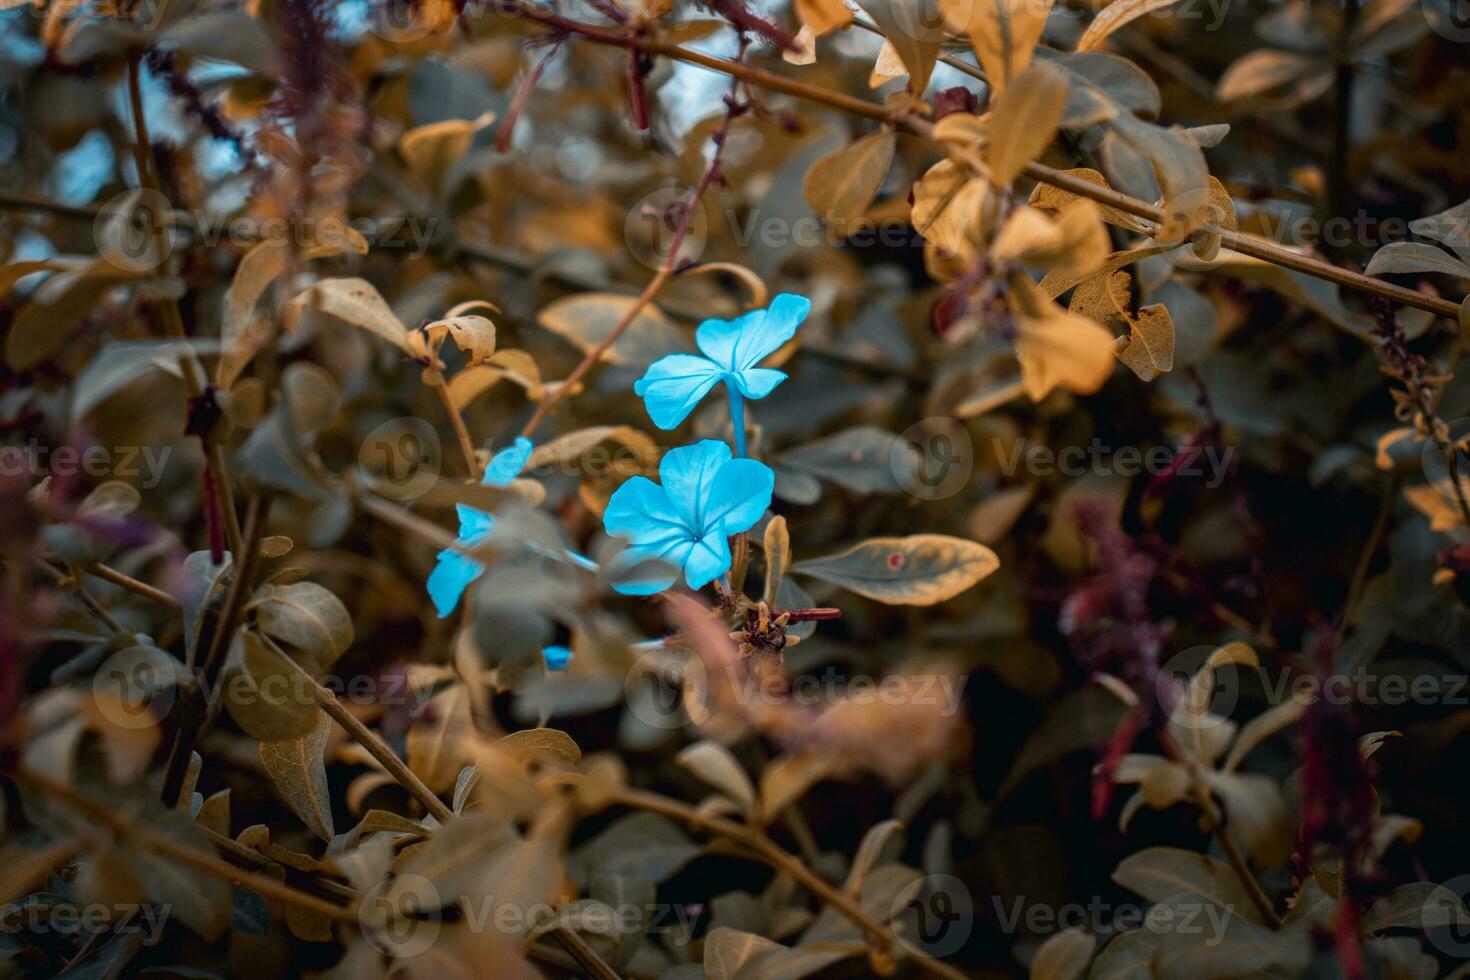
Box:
[455,504,496,539]
[427,546,487,617]
[658,440,731,526]
[634,354,724,429]
[683,534,732,589]
[730,293,810,372]
[695,309,765,370]
[732,367,787,399]
[604,475,688,541]
[542,645,572,670]
[485,436,534,486]
[704,458,774,535]
[612,537,692,595]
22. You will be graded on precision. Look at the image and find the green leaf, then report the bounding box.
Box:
[792,534,999,605]
[251,582,353,669]
[803,130,896,230]
[222,630,322,741]
[259,713,334,839]
[1364,881,1470,933]
[1029,928,1095,980]
[1365,241,1470,278]
[535,293,686,368]
[775,427,918,494]
[677,741,756,818]
[1111,847,1260,922]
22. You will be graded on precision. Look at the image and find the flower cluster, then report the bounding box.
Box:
[425,296,804,612]
[604,295,807,593]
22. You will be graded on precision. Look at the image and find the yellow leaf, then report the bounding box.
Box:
[290,277,413,355]
[795,0,853,35]
[1028,167,1152,232]
[803,130,897,231]
[941,0,1053,96]
[784,24,818,64]
[398,111,496,191]
[985,61,1068,187]
[1116,303,1175,381]
[855,0,945,92]
[993,202,1108,279]
[1009,275,1117,400]
[1068,269,1133,324]
[1077,0,1184,51]
[912,159,993,259]
[791,533,1000,605]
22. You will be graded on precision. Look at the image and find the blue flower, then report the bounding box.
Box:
[604,439,774,595]
[633,293,810,454]
[542,645,572,670]
[426,437,534,617]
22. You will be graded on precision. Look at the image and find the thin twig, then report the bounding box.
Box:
[17,768,358,923]
[427,368,482,478]
[86,563,181,609]
[38,559,125,636]
[606,787,968,979]
[125,55,244,558]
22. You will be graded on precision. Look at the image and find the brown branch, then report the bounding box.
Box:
[606,787,967,980]
[17,768,357,924]
[501,3,1465,323]
[86,563,181,609]
[125,55,245,558]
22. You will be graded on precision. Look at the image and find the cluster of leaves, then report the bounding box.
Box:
[3,0,1470,977]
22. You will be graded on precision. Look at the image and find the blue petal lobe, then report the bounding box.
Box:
[427,547,486,617]
[732,367,787,399]
[703,458,774,536]
[633,354,724,429]
[455,504,496,539]
[695,309,764,369]
[683,534,733,589]
[604,476,687,542]
[658,440,732,528]
[484,437,534,486]
[732,293,810,371]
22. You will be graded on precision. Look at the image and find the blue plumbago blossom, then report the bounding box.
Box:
[633,293,810,456]
[604,439,774,595]
[426,437,534,617]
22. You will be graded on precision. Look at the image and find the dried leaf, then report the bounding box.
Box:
[792,534,1000,605]
[259,713,335,839]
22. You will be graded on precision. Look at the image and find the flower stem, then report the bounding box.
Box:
[727,382,746,457]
